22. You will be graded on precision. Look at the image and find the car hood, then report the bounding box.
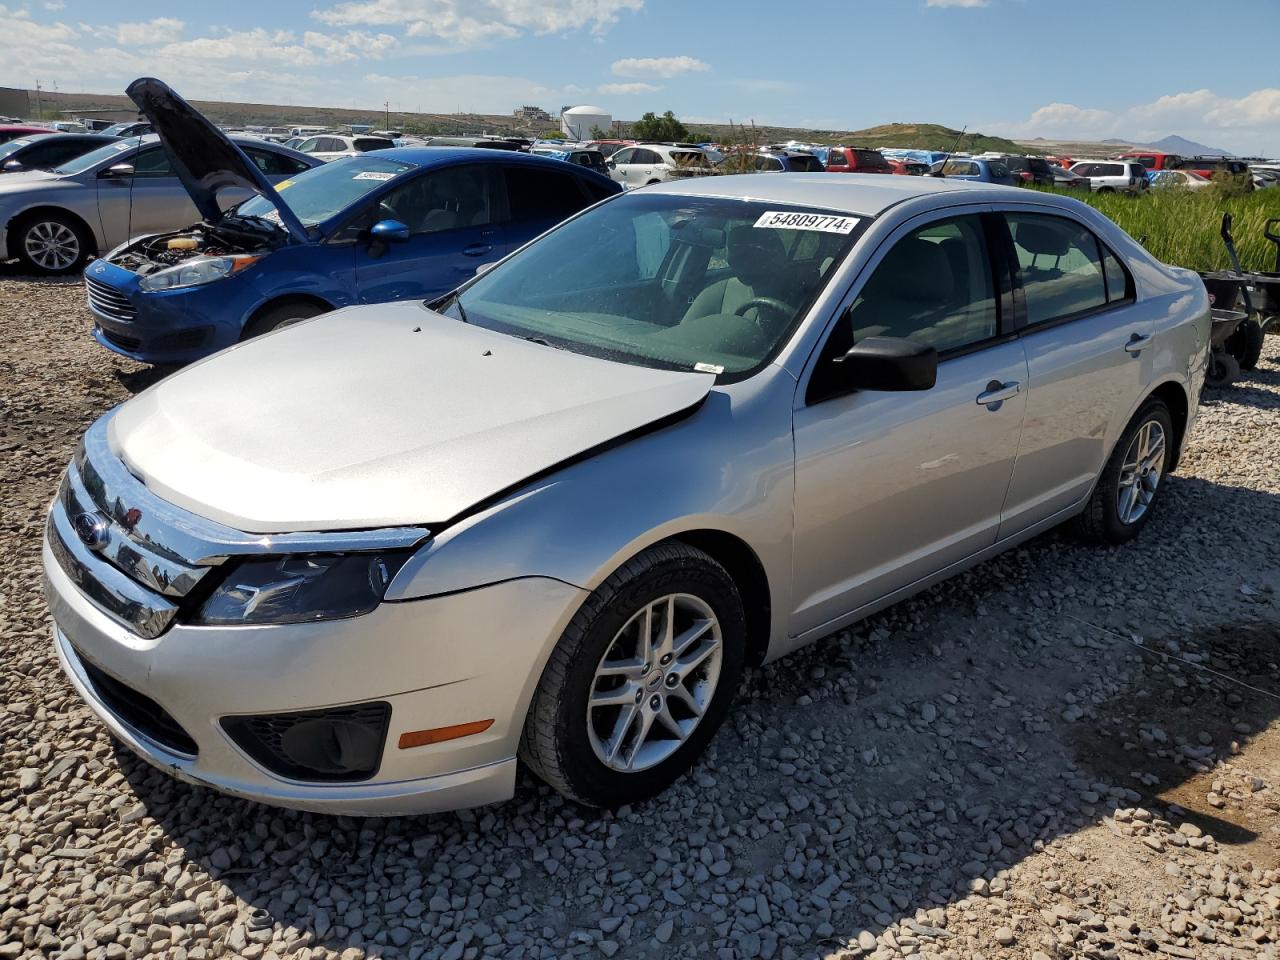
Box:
[0,169,61,193]
[125,77,309,243]
[106,302,714,533]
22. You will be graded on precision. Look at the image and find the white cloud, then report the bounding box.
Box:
[115,18,184,46]
[926,0,989,6]
[990,87,1280,154]
[43,0,66,9]
[598,81,660,95]
[610,56,708,78]
[314,0,642,48]
[361,72,585,114]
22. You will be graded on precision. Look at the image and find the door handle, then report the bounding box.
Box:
[1125,333,1152,354]
[976,380,1022,407]
[462,243,492,257]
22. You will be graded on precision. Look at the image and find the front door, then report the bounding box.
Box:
[996,211,1155,535]
[96,145,199,248]
[354,164,506,303]
[791,212,1027,636]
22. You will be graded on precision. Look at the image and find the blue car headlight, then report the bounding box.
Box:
[191,551,413,626]
[139,255,262,292]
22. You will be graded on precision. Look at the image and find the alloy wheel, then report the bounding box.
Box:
[24,221,80,271]
[586,593,722,773]
[1117,419,1166,524]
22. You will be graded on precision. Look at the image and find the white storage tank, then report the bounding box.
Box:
[561,105,612,140]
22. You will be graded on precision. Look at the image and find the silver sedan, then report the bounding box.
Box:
[0,135,317,274]
[43,174,1210,814]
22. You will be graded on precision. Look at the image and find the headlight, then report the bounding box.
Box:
[139,255,261,292]
[192,552,412,626]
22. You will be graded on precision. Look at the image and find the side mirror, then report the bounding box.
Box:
[2,160,21,172]
[370,219,410,243]
[99,163,134,179]
[833,336,937,391]
[606,159,616,169]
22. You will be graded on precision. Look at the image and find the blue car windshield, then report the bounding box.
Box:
[237,155,416,227]
[449,193,866,377]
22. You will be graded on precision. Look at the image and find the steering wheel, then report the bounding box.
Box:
[733,297,792,327]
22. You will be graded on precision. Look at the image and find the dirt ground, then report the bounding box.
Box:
[1,273,1277,960]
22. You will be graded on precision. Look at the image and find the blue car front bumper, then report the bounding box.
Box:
[83,258,252,365]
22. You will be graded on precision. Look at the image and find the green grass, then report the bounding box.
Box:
[1036,184,1280,273]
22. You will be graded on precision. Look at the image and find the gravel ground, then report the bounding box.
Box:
[1,275,1278,960]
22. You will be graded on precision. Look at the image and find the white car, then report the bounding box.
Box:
[607,143,711,188]
[1151,169,1213,191]
[296,133,396,163]
[1069,160,1149,194]
[1250,166,1280,190]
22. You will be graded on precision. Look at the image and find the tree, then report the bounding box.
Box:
[539,129,566,140]
[589,124,610,140]
[630,110,689,142]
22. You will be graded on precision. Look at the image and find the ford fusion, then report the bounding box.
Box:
[44,173,1209,814]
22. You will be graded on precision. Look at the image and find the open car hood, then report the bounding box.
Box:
[125,77,309,243]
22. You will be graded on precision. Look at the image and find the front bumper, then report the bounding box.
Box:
[84,258,249,364]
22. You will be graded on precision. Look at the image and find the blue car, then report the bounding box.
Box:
[87,78,621,365]
[928,157,1018,187]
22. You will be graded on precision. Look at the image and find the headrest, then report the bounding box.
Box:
[1015,221,1071,258]
[727,225,785,281]
[877,237,954,303]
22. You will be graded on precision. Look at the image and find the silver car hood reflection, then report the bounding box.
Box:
[108,302,714,533]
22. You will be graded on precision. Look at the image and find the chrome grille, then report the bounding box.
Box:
[85,275,137,322]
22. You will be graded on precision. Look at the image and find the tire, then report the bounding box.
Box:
[1074,398,1174,545]
[1098,186,1115,194]
[1205,351,1240,388]
[1224,318,1265,370]
[520,543,746,807]
[13,211,92,275]
[242,300,327,339]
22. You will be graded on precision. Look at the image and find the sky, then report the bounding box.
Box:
[3,0,1280,155]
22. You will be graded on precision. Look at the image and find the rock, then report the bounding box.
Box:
[995,927,1015,946]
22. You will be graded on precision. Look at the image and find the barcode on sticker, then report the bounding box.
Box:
[354,171,395,181]
[754,211,859,234]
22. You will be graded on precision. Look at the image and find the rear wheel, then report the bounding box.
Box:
[1205,351,1240,388]
[520,543,745,807]
[242,300,327,339]
[14,212,92,275]
[1074,398,1173,545]
[1225,318,1265,370]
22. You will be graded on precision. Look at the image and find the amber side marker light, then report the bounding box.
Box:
[398,719,494,749]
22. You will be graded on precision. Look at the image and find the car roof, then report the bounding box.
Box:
[643,171,1026,214]
[371,146,607,172]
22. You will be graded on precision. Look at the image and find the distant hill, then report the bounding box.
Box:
[837,123,1029,154]
[1143,134,1229,157]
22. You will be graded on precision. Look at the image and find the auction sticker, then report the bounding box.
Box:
[753,211,859,234]
[354,171,396,181]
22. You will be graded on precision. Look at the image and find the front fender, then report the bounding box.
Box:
[385,374,798,653]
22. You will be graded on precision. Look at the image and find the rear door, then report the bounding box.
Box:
[353,163,505,302]
[95,145,200,248]
[996,210,1153,536]
[791,211,1028,636]
[497,164,597,253]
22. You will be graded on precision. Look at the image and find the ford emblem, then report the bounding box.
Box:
[72,511,110,551]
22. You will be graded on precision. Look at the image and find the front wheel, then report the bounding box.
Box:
[520,543,745,807]
[242,300,327,339]
[1074,398,1173,544]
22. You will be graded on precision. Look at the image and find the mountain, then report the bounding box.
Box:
[1142,134,1229,156]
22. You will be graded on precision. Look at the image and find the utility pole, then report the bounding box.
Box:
[34,79,41,120]
[384,100,390,129]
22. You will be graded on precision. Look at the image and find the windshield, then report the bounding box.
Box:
[0,136,49,160]
[237,154,416,227]
[52,137,139,175]
[446,193,865,377]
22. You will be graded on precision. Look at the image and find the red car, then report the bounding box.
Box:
[1117,151,1182,172]
[0,125,56,145]
[1177,156,1251,180]
[886,157,929,176]
[824,146,893,174]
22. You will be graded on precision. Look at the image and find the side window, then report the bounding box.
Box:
[132,147,173,177]
[637,149,661,165]
[503,167,589,223]
[612,148,634,165]
[1100,243,1133,303]
[826,150,847,167]
[764,157,784,171]
[245,148,308,176]
[846,215,997,354]
[633,211,672,279]
[1007,214,1108,325]
[379,166,492,234]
